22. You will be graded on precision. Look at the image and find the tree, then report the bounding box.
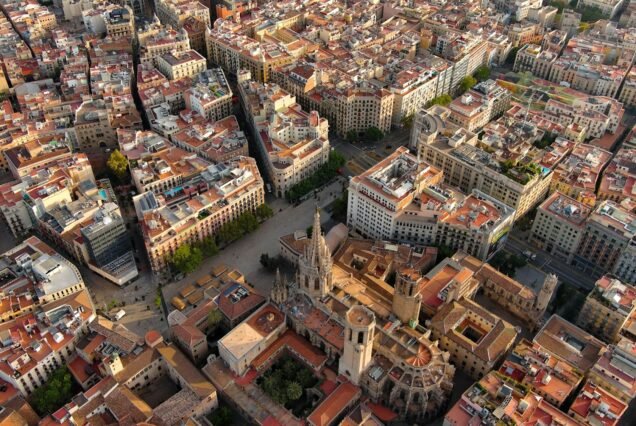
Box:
[506,47,520,65]
[346,130,358,142]
[578,6,606,22]
[260,253,271,269]
[474,66,491,82]
[489,252,526,277]
[171,244,203,274]
[331,190,348,223]
[255,203,274,221]
[365,127,384,142]
[208,308,223,329]
[306,225,313,236]
[30,367,75,415]
[400,113,414,129]
[197,237,219,258]
[286,151,346,202]
[286,382,303,402]
[459,76,477,94]
[107,150,128,181]
[428,94,453,107]
[210,406,233,426]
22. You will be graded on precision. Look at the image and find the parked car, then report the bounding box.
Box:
[523,250,537,261]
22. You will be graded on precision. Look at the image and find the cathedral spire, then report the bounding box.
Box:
[298,207,333,298]
[271,268,288,305]
[308,207,325,266]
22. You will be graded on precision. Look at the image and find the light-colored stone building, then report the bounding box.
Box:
[530,191,592,264]
[156,49,206,81]
[347,147,515,261]
[238,72,330,198]
[413,105,552,219]
[577,275,636,344]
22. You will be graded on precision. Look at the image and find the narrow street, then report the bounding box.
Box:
[505,234,595,291]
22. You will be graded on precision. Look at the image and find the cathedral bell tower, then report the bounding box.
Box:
[339,305,375,385]
[392,268,422,327]
[297,208,333,299]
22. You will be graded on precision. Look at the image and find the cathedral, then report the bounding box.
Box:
[272,209,456,422]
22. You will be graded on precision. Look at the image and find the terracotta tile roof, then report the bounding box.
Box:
[307,382,361,426]
[252,330,327,371]
[217,282,265,321]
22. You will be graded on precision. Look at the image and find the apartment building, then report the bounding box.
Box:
[138,21,190,67]
[171,116,248,163]
[74,98,141,149]
[137,63,168,91]
[568,380,627,426]
[156,50,206,81]
[183,15,207,56]
[548,60,624,98]
[613,238,636,286]
[534,314,606,373]
[155,0,211,29]
[388,63,443,127]
[413,105,552,219]
[118,130,211,196]
[543,97,623,140]
[499,339,584,408]
[514,45,559,80]
[206,27,294,83]
[577,275,636,344]
[4,138,74,179]
[80,204,138,285]
[618,69,636,108]
[0,237,93,396]
[104,7,134,38]
[170,299,217,363]
[139,77,192,117]
[572,200,636,279]
[348,148,515,260]
[598,148,636,203]
[430,298,517,380]
[0,153,95,237]
[139,156,264,272]
[550,144,612,199]
[184,68,233,122]
[444,371,582,426]
[447,80,511,132]
[589,338,636,402]
[530,192,592,264]
[239,73,330,198]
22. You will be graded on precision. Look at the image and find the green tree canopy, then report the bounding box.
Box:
[346,130,358,142]
[208,308,223,328]
[171,244,203,274]
[428,94,453,107]
[474,66,491,82]
[30,367,75,415]
[365,127,384,141]
[286,151,346,202]
[400,113,414,128]
[255,203,274,220]
[459,76,478,94]
[286,382,303,402]
[209,406,233,426]
[196,236,219,258]
[107,149,128,181]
